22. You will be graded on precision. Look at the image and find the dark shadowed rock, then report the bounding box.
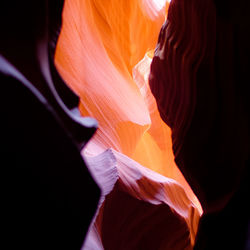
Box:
[0,1,100,249]
[149,0,250,248]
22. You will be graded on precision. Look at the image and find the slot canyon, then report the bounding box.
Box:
[1,0,249,249]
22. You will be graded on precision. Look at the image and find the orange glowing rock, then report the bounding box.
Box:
[55,0,202,247]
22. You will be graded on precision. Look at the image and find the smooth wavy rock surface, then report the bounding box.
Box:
[55,0,166,160]
[83,149,200,249]
[55,0,202,247]
[149,0,249,213]
[55,0,201,209]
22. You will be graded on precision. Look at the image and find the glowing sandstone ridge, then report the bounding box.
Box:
[55,0,201,248]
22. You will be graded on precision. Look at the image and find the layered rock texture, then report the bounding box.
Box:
[150,0,250,248]
[2,0,249,248]
[150,0,250,213]
[84,149,199,249]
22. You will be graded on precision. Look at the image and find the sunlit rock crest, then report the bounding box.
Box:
[83,149,199,249]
